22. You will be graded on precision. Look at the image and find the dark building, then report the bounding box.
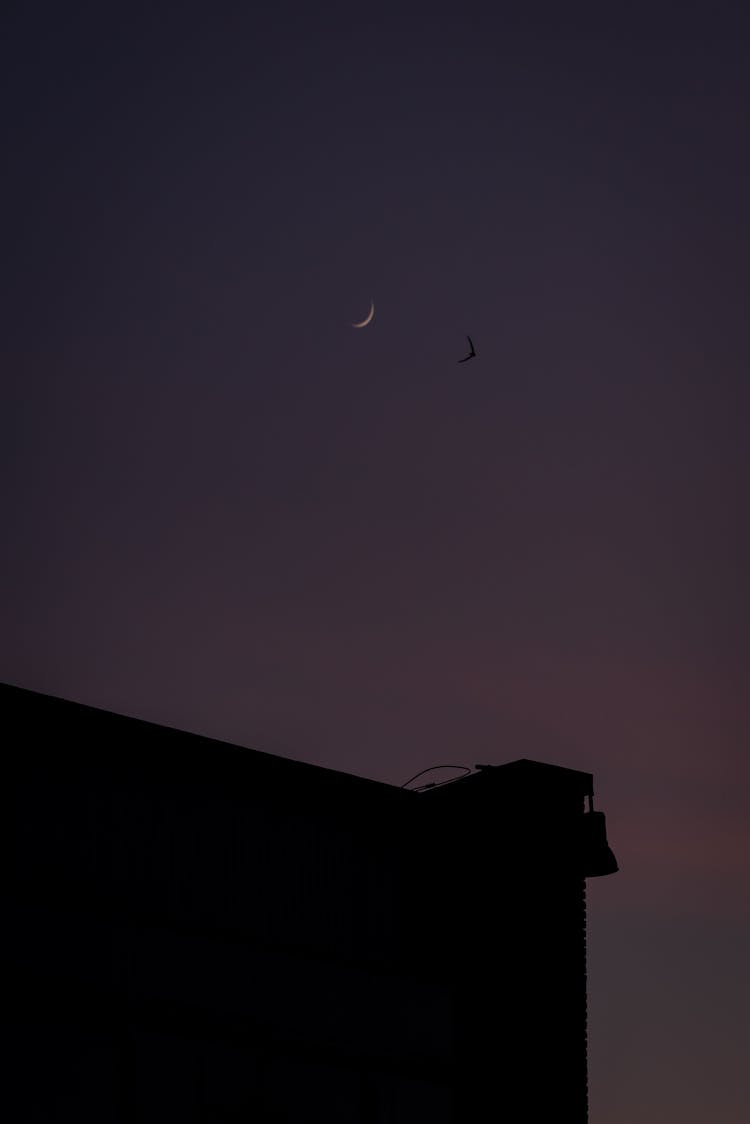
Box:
[6,681,618,1122]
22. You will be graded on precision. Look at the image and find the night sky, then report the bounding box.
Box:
[3,3,749,1119]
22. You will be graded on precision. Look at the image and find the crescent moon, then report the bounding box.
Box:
[352,300,375,328]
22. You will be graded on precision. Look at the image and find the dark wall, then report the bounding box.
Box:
[7,684,451,1122]
[412,767,592,1122]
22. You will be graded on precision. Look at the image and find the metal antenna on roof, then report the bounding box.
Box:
[400,765,472,791]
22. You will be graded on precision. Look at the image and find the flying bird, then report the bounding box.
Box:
[458,335,477,363]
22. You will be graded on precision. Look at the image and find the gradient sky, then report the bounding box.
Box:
[3,3,749,1119]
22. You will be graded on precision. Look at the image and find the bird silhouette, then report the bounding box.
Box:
[458,335,477,363]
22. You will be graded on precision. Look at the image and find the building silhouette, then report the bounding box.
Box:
[6,681,617,1122]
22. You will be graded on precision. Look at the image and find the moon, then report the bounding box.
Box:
[352,300,375,328]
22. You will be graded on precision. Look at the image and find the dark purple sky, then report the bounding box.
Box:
[3,4,749,1119]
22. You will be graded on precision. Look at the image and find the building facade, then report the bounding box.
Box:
[6,682,617,1122]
